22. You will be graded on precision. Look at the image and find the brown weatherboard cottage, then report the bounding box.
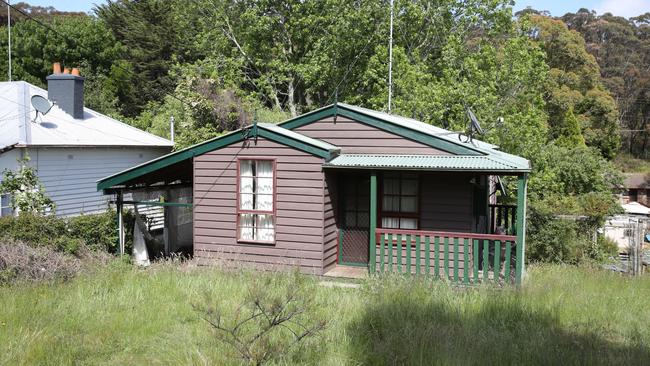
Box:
[98,103,530,284]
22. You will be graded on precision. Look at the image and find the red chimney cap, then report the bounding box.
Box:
[52,62,62,74]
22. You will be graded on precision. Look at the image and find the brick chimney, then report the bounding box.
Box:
[46,63,85,119]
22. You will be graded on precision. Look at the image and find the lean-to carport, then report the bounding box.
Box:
[97,155,193,257]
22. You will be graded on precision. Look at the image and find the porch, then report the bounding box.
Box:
[324,155,528,285]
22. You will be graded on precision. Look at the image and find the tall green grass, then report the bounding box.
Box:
[1,262,648,365]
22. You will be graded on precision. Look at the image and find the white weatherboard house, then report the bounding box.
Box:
[0,69,173,217]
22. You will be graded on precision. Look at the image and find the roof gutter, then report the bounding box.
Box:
[0,143,18,154]
[321,165,531,174]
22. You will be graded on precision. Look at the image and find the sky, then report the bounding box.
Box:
[19,0,650,18]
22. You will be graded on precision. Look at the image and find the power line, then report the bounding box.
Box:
[325,21,383,106]
[0,0,195,111]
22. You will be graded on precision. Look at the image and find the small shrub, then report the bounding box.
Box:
[0,241,82,284]
[595,235,619,260]
[193,271,327,365]
[52,236,85,256]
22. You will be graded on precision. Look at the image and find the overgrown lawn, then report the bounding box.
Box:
[1,262,648,365]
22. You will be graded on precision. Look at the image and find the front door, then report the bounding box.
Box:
[339,175,370,265]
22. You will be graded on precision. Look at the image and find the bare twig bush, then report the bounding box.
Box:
[193,270,327,365]
[0,240,110,284]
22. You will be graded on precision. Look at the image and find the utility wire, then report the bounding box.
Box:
[325,20,383,106]
[0,0,195,111]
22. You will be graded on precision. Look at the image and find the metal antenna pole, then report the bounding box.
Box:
[170,115,175,144]
[7,0,11,81]
[387,0,394,113]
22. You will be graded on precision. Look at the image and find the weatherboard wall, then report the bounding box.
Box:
[192,137,326,274]
[322,172,339,273]
[419,173,474,233]
[294,116,453,155]
[29,147,170,217]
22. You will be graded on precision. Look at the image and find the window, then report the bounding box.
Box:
[381,173,419,229]
[0,192,12,217]
[237,159,275,243]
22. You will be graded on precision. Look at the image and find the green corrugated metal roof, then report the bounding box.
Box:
[323,154,530,172]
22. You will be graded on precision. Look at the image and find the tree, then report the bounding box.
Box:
[96,0,199,116]
[556,106,585,147]
[0,156,55,215]
[562,10,649,159]
[525,14,621,159]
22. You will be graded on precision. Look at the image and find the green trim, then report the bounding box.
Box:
[257,128,331,159]
[338,229,344,264]
[97,125,335,191]
[473,239,479,282]
[280,104,483,156]
[504,241,512,283]
[338,262,368,268]
[388,233,393,272]
[444,237,449,279]
[483,239,489,279]
[494,240,501,281]
[463,238,469,284]
[515,174,528,286]
[279,104,339,130]
[121,200,193,208]
[415,235,421,275]
[369,172,377,274]
[425,236,430,275]
[98,130,244,191]
[453,237,459,281]
[406,234,412,274]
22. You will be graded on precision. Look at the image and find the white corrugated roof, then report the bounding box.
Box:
[0,81,173,150]
[622,202,650,215]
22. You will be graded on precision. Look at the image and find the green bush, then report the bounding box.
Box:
[0,210,134,254]
[528,213,588,264]
[0,214,67,245]
[526,204,618,264]
[67,211,119,251]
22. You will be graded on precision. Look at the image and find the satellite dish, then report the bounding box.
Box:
[31,95,53,122]
[466,108,484,135]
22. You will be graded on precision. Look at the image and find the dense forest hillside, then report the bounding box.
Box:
[0,0,645,261]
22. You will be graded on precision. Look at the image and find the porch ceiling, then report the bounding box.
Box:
[322,154,531,173]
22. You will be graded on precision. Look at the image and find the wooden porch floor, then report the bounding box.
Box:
[323,265,368,279]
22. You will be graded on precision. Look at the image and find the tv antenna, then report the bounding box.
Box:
[31,95,53,122]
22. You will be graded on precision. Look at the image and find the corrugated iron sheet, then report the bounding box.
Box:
[324,154,529,172]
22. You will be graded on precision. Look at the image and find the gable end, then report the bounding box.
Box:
[280,105,484,156]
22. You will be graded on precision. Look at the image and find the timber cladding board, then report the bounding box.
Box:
[97,124,335,191]
[419,173,474,233]
[192,137,328,274]
[279,104,484,156]
[295,117,454,155]
[322,172,339,272]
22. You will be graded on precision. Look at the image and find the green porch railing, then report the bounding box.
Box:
[373,229,521,285]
